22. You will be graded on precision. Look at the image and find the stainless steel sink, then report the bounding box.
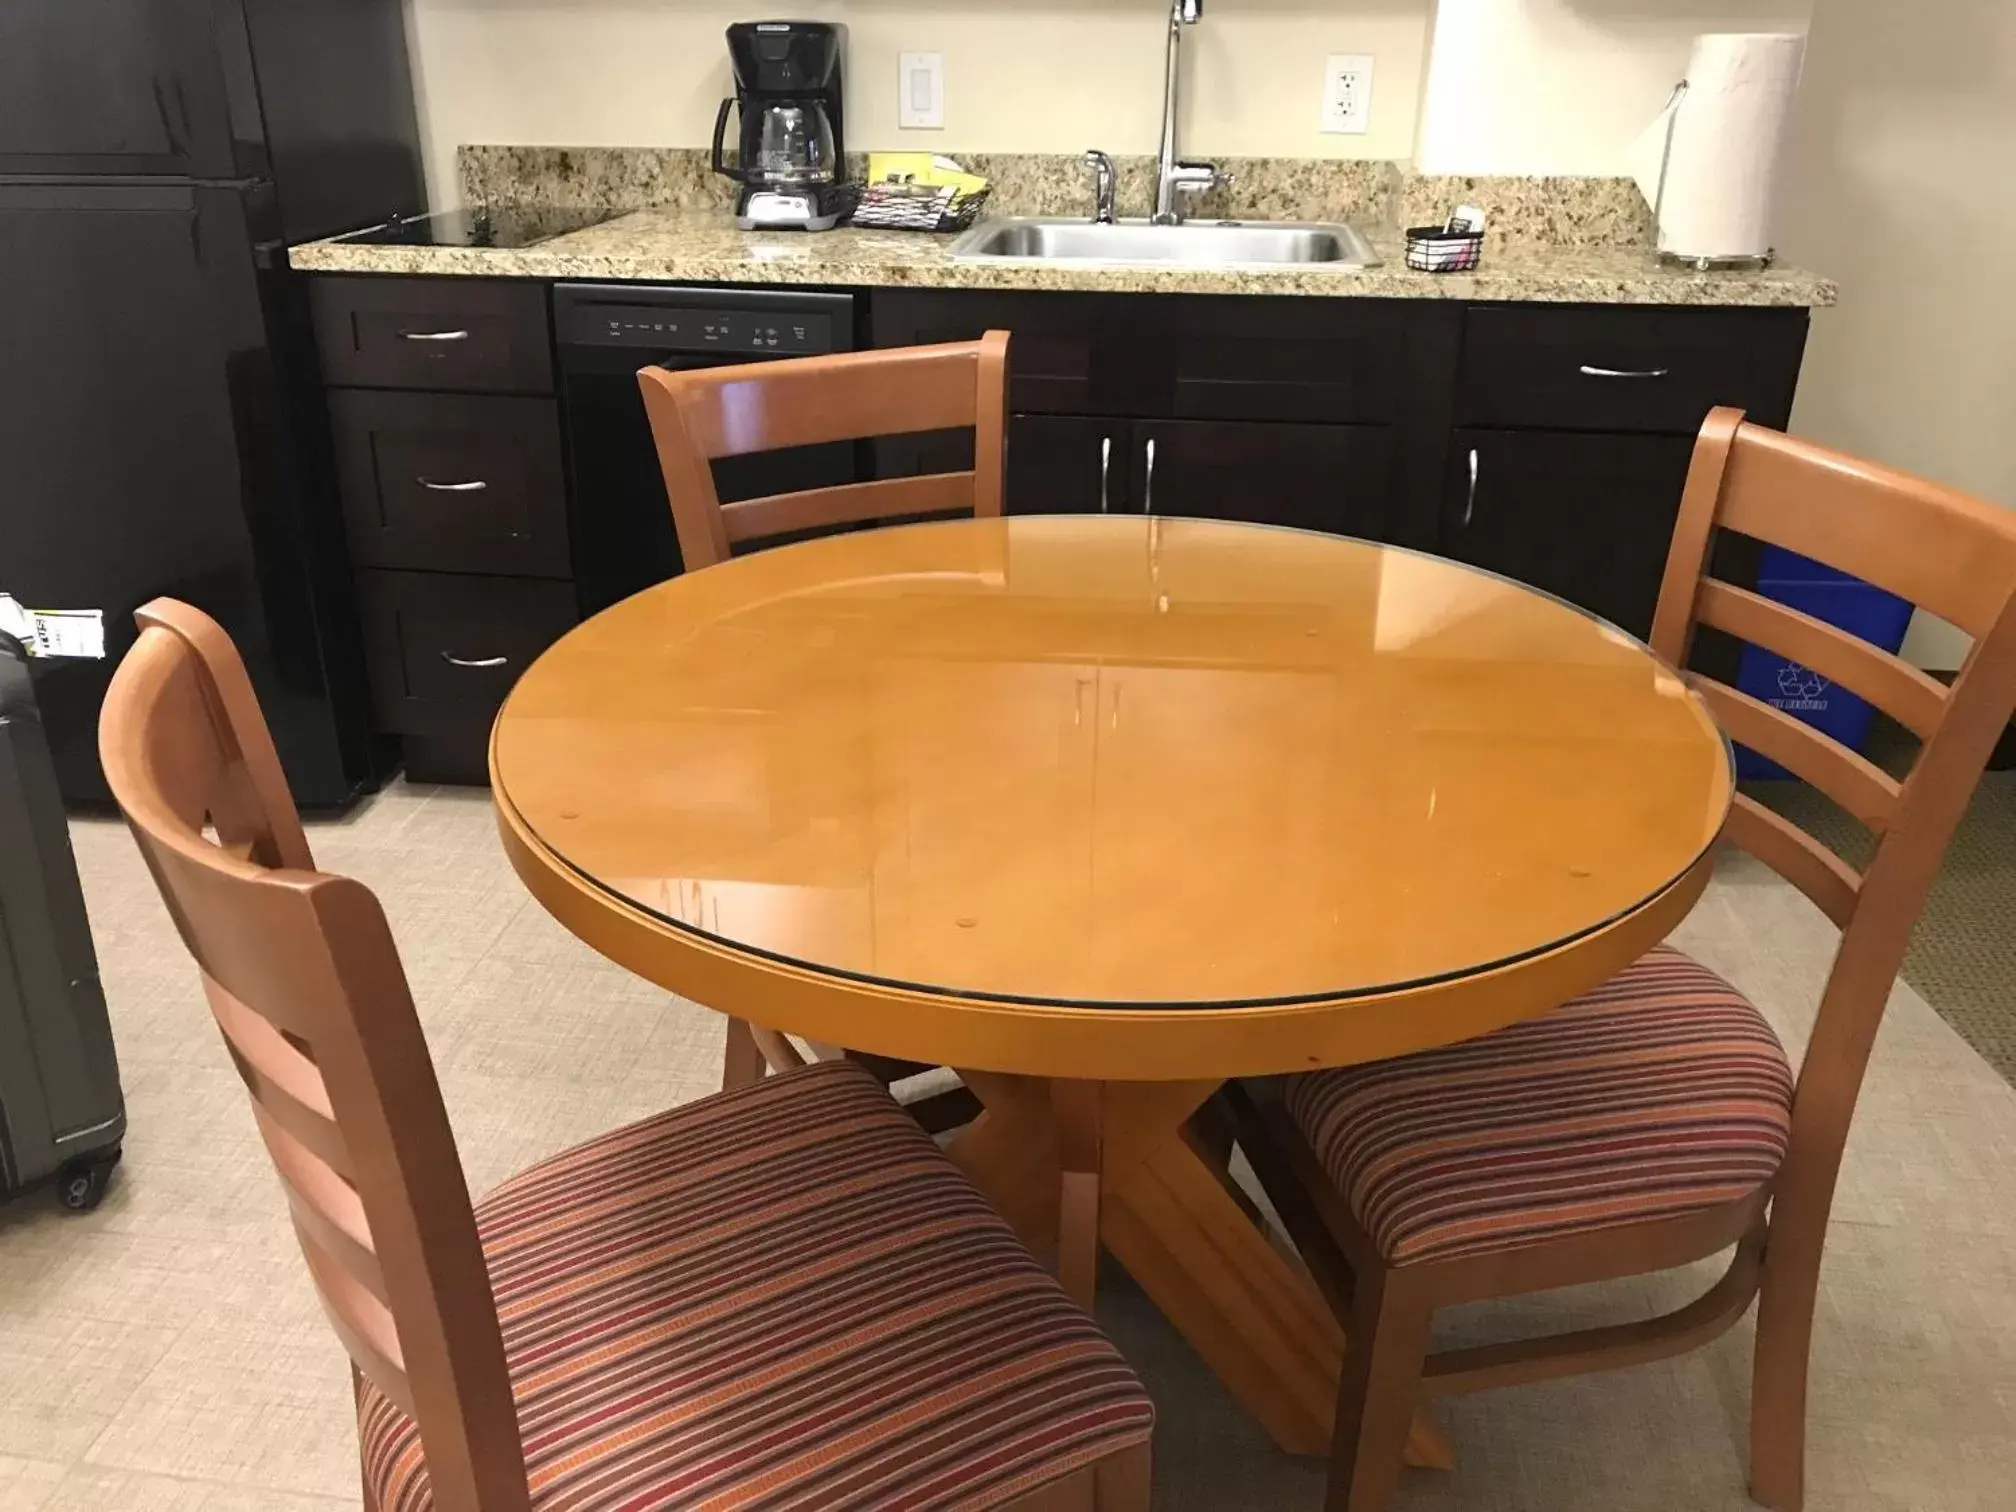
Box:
[945,217,1379,270]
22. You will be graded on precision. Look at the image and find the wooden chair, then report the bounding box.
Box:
[639,333,1008,1113]
[98,597,1152,1512]
[638,330,1009,575]
[1227,408,2016,1512]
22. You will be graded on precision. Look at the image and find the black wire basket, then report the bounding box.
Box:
[848,183,992,233]
[1404,225,1485,273]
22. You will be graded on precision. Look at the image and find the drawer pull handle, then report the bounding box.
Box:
[1098,436,1112,514]
[1578,364,1671,379]
[400,329,471,342]
[1463,448,1479,528]
[1143,437,1156,514]
[417,477,489,492]
[439,652,508,669]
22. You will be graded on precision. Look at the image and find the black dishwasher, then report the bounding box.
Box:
[553,283,857,615]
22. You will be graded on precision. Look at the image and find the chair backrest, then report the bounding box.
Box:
[1651,408,2016,1206]
[638,331,1010,571]
[98,600,528,1512]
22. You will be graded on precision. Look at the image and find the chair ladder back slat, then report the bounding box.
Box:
[253,1099,389,1305]
[1696,579,1949,739]
[677,341,991,457]
[721,472,978,545]
[1716,427,2016,639]
[207,975,357,1181]
[640,332,1011,572]
[1686,675,1902,831]
[301,1235,414,1418]
[1721,793,1862,928]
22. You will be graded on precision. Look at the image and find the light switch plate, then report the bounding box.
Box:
[899,51,945,130]
[1321,53,1373,134]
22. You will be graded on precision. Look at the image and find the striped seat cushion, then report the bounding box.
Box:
[1284,947,1794,1267]
[358,1059,1152,1509]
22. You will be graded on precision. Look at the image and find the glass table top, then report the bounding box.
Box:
[492,516,1733,1009]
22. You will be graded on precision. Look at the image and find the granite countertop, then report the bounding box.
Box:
[288,209,1833,306]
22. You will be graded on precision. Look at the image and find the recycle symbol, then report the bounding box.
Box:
[1776,662,1827,700]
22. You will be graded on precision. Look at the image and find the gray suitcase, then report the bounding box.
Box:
[0,633,123,1210]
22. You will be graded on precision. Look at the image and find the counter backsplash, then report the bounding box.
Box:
[457,146,1655,251]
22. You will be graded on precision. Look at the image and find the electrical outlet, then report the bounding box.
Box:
[899,52,945,130]
[1321,54,1373,135]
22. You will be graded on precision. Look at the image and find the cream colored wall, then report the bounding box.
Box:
[1414,0,1809,176]
[403,0,1430,201]
[1775,0,2016,670]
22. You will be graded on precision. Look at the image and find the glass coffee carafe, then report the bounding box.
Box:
[751,102,836,185]
[712,95,838,188]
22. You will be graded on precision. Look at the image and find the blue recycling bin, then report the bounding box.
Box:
[1732,546,1915,780]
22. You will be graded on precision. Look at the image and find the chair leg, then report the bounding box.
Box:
[1094,1440,1153,1511]
[1749,1216,1826,1512]
[721,1017,766,1090]
[1327,1258,1433,1512]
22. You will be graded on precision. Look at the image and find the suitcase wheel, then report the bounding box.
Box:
[56,1150,120,1213]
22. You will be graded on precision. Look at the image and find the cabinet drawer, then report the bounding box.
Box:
[311,276,553,393]
[1455,307,1807,434]
[332,392,570,577]
[357,570,576,737]
[1166,301,1405,425]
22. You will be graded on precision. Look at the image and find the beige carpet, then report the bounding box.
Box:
[2,780,2013,1511]
[1747,753,2016,1086]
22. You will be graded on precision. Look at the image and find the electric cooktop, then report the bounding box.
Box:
[333,206,616,249]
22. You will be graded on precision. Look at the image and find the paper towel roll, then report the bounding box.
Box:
[1632,33,1806,263]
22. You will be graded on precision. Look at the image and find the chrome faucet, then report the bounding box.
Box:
[1152,0,1222,224]
[1083,149,1117,225]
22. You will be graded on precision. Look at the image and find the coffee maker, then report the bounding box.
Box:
[712,21,852,231]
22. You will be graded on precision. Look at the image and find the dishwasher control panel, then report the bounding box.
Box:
[559,299,838,356]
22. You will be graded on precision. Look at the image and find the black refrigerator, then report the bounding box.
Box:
[0,0,424,806]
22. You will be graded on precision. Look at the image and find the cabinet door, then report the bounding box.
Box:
[1007,415,1129,515]
[1131,420,1393,536]
[1444,430,1696,638]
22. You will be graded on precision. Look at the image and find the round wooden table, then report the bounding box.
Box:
[492,515,1732,1461]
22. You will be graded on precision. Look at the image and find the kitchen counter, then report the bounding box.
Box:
[289,207,1835,307]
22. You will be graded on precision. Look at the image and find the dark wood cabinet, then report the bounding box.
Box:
[871,288,1805,635]
[1132,419,1393,536]
[312,275,573,782]
[1004,414,1393,535]
[309,272,1813,783]
[1007,414,1124,515]
[1443,430,1698,638]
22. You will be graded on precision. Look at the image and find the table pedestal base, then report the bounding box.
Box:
[949,1071,1451,1467]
